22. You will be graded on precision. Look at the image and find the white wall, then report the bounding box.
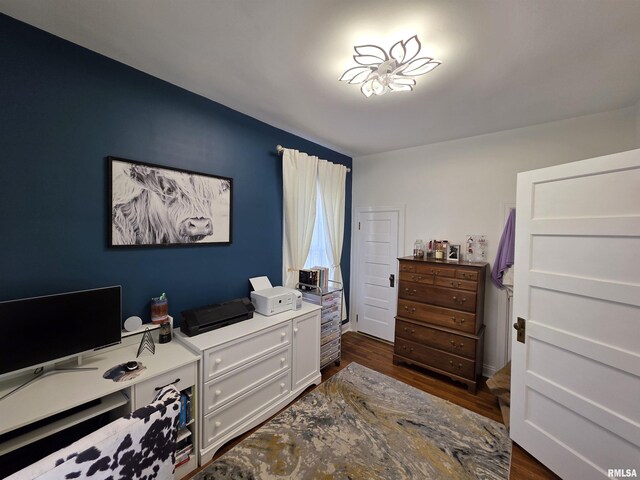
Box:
[350,106,638,377]
[636,101,640,146]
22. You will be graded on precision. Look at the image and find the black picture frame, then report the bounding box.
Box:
[108,156,232,247]
[447,243,460,262]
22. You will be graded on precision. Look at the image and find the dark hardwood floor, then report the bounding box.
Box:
[186,331,560,479]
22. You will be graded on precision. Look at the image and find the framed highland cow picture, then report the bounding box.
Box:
[108,156,232,247]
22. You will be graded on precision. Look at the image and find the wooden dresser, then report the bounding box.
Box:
[393,256,487,393]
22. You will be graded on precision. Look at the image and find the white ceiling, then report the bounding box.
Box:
[1,0,640,157]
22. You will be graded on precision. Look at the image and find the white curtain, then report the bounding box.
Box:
[282,149,318,288]
[317,159,347,320]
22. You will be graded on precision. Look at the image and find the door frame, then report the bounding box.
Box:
[348,205,405,335]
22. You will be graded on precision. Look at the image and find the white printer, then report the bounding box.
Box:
[249,276,302,316]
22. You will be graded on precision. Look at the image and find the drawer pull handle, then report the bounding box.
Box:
[154,378,180,391]
[215,421,221,428]
[280,383,286,389]
[281,357,286,363]
[215,358,222,364]
[293,327,299,334]
[449,361,463,370]
[281,332,287,338]
[215,389,222,396]
[403,306,417,314]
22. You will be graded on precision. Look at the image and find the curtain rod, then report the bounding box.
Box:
[276,145,351,172]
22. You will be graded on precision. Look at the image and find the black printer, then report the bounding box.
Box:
[180,297,255,337]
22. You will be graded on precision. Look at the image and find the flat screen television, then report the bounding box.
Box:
[0,286,122,376]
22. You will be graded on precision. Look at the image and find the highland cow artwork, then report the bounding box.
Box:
[109,157,232,246]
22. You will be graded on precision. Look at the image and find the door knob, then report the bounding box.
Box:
[513,317,526,343]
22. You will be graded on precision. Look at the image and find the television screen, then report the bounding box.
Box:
[0,286,122,376]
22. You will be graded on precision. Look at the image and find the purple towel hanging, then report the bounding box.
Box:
[491,208,516,288]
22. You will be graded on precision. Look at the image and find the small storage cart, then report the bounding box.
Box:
[296,280,342,368]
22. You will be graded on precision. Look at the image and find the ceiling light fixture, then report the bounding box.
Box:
[339,35,441,98]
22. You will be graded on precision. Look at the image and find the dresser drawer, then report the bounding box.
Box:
[202,369,291,448]
[434,276,477,292]
[203,322,292,382]
[203,346,290,414]
[456,269,479,281]
[399,261,456,278]
[399,282,476,313]
[397,299,477,333]
[394,338,475,380]
[395,319,476,359]
[399,271,434,285]
[134,362,196,408]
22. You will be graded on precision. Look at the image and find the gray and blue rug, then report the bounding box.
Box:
[196,362,511,479]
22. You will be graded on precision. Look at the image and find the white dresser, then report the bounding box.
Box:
[174,302,321,465]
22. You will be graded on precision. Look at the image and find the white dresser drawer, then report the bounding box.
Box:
[133,362,196,408]
[202,369,291,448]
[203,321,291,381]
[203,345,291,414]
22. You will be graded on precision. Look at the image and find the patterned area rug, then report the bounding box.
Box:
[195,363,511,480]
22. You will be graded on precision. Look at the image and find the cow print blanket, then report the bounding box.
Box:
[7,385,181,480]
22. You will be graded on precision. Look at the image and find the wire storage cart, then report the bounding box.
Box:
[296,280,342,369]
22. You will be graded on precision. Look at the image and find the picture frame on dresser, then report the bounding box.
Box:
[447,244,460,262]
[108,156,233,247]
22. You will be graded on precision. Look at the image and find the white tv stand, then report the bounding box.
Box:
[0,333,200,479]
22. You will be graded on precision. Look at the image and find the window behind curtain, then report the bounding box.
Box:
[304,184,331,276]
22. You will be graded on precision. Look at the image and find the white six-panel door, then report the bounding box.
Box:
[511,149,640,479]
[355,207,402,342]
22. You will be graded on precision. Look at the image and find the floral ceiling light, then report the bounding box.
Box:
[339,35,441,97]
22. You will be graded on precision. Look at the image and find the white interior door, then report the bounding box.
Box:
[355,207,402,342]
[511,149,640,479]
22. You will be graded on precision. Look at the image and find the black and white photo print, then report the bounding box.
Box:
[109,157,232,246]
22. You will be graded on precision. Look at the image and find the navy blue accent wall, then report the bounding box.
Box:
[0,14,352,326]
